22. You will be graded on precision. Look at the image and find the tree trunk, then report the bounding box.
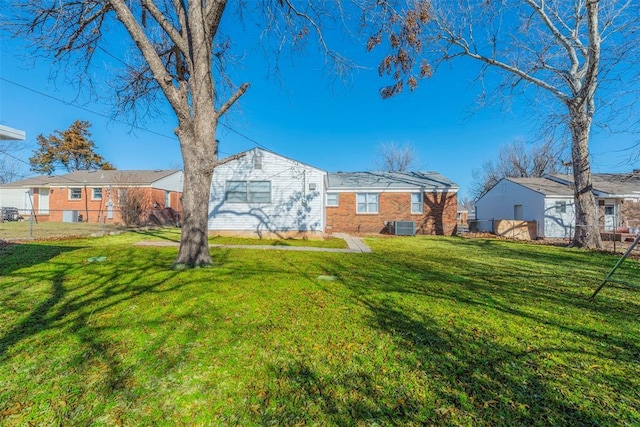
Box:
[568,104,601,249]
[173,122,216,268]
[172,3,219,268]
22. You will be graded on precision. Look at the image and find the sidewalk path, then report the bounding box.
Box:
[134,234,372,253]
[331,233,373,253]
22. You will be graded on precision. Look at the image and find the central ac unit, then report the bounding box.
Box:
[394,221,415,236]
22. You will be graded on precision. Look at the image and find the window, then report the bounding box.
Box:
[69,188,82,200]
[248,181,271,203]
[92,188,102,200]
[226,181,247,202]
[555,201,566,213]
[165,190,171,208]
[411,193,423,213]
[225,181,271,203]
[604,205,615,215]
[327,193,339,207]
[357,193,379,213]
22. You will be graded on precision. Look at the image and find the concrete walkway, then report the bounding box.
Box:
[134,233,372,253]
[332,233,373,253]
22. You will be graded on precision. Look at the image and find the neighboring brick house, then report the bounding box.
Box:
[0,170,183,224]
[325,172,459,235]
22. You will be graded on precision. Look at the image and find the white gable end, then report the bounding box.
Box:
[208,149,327,236]
[476,178,575,238]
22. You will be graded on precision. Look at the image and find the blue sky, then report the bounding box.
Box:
[1,9,639,199]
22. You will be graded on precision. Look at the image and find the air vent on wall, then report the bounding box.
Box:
[394,221,415,236]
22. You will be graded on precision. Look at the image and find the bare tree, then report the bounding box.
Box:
[419,0,640,249]
[117,187,153,226]
[7,1,428,267]
[471,139,564,199]
[0,141,27,184]
[375,142,417,172]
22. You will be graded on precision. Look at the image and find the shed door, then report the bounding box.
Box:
[514,204,523,221]
[38,188,50,214]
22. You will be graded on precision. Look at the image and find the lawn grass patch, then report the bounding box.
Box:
[1,234,639,425]
[1,225,348,249]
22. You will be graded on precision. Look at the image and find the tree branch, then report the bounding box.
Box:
[213,152,247,168]
[581,0,601,116]
[439,23,571,103]
[141,0,187,53]
[205,0,228,39]
[523,0,580,77]
[108,0,186,118]
[215,82,250,119]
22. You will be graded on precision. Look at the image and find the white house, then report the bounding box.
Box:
[208,148,327,238]
[476,174,640,238]
[475,177,575,238]
[0,176,50,216]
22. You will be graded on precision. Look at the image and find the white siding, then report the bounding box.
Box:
[475,179,546,236]
[208,149,326,234]
[476,179,579,238]
[152,172,184,192]
[0,188,31,214]
[543,198,575,238]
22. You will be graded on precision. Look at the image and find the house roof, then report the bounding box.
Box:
[506,177,575,196]
[1,170,181,188]
[223,147,325,174]
[49,170,181,186]
[0,175,51,188]
[327,171,458,191]
[549,173,640,197]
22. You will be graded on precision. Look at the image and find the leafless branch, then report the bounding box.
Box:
[216,83,250,119]
[213,152,247,168]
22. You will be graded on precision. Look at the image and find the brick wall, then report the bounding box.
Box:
[35,186,182,224]
[326,191,458,235]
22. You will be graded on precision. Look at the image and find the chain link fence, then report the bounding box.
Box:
[459,219,640,255]
[0,208,181,241]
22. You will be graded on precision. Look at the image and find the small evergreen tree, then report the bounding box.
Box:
[30,120,115,174]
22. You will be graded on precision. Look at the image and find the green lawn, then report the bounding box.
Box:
[0,224,348,249]
[1,233,639,425]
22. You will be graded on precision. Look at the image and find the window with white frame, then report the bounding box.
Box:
[92,188,102,200]
[248,181,270,203]
[226,181,247,202]
[226,181,271,203]
[69,188,82,200]
[411,193,423,213]
[165,190,171,208]
[356,193,379,213]
[327,193,339,207]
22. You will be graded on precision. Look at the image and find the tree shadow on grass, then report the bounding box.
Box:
[248,305,612,425]
[267,250,640,425]
[0,243,83,276]
[0,244,221,424]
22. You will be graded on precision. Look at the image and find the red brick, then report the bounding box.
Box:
[326,191,458,235]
